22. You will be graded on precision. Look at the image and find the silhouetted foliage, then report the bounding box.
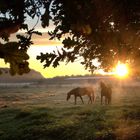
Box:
[0,0,140,75]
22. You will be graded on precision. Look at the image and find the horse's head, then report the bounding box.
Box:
[66,92,71,101]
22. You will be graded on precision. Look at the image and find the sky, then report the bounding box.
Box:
[0,16,128,78]
[0,17,92,78]
[27,45,90,78]
[0,39,90,78]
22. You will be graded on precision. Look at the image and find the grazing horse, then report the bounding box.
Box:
[100,81,112,105]
[66,87,95,104]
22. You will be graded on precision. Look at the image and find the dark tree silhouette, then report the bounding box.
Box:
[0,0,139,75]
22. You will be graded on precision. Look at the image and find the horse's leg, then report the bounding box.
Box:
[108,96,111,104]
[101,95,103,105]
[79,96,84,104]
[90,95,93,104]
[74,95,77,105]
[105,97,108,105]
[90,96,92,104]
[92,94,95,103]
[107,97,110,104]
[110,94,112,104]
[105,97,107,105]
[88,95,92,104]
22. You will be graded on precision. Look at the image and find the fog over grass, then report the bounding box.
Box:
[0,78,140,140]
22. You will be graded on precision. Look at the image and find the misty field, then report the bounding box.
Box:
[0,78,140,140]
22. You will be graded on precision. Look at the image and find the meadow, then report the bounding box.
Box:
[0,78,140,140]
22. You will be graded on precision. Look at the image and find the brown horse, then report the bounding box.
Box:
[66,87,95,104]
[100,81,112,105]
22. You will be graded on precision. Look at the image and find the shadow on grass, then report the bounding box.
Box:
[0,105,139,140]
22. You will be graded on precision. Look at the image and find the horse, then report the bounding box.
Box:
[100,81,112,105]
[66,87,95,104]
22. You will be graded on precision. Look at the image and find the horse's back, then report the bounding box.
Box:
[69,87,80,94]
[70,87,94,96]
[80,87,94,96]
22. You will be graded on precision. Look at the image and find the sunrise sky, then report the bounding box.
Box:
[0,17,92,78]
[0,39,91,78]
[0,15,130,78]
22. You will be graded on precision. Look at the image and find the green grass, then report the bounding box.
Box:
[0,84,140,140]
[0,105,139,140]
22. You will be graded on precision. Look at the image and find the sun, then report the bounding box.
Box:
[115,62,129,77]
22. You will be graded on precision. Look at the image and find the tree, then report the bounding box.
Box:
[0,0,43,75]
[0,0,140,75]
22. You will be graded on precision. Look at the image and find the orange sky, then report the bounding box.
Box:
[27,45,90,78]
[0,15,111,78]
[0,16,131,78]
[0,27,127,78]
[0,27,91,78]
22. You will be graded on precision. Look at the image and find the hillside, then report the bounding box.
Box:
[0,68,45,83]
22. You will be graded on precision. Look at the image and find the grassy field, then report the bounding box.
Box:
[0,79,140,140]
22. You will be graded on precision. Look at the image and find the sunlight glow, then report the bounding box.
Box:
[27,45,90,78]
[115,62,129,77]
